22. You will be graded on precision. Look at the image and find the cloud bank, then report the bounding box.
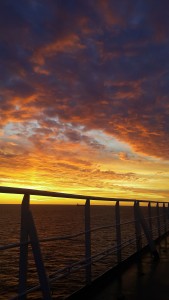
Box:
[1,0,169,199]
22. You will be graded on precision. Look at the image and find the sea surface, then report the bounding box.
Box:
[0,204,161,299]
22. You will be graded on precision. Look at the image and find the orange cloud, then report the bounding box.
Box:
[32,34,85,69]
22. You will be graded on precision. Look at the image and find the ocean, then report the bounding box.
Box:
[0,204,161,299]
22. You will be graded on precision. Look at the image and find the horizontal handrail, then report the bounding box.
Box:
[0,212,168,251]
[0,186,168,204]
[0,225,116,251]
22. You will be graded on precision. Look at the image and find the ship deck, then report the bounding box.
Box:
[70,236,169,300]
[94,238,169,300]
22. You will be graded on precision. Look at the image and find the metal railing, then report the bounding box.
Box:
[0,186,169,299]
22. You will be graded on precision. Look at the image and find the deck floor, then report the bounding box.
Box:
[90,237,169,300]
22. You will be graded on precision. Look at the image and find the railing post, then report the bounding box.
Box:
[134,201,142,252]
[163,203,167,234]
[28,210,52,299]
[19,193,52,300]
[156,203,161,237]
[115,201,122,263]
[135,202,159,259]
[148,202,153,240]
[19,194,29,299]
[85,198,91,285]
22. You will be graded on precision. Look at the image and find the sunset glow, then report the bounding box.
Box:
[1,1,169,204]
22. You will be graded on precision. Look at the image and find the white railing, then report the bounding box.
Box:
[0,186,169,299]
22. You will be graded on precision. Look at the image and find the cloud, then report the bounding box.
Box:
[1,0,169,200]
[32,34,85,69]
[146,0,169,42]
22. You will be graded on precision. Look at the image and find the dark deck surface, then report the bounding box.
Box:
[90,236,169,300]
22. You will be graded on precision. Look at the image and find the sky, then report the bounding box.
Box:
[0,0,169,204]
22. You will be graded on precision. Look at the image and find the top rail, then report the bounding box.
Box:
[0,186,168,204]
